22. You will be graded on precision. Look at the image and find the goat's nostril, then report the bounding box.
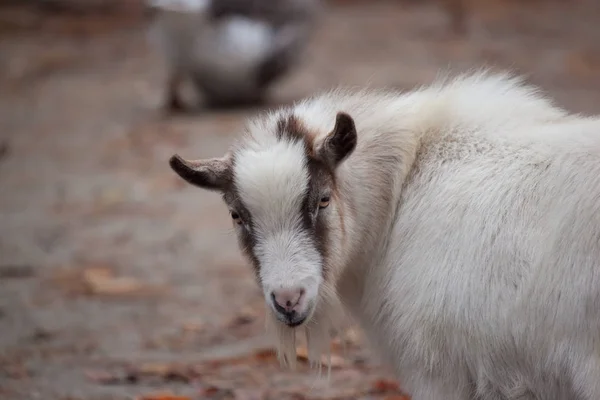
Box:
[271,287,305,315]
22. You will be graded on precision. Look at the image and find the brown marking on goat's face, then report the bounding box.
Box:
[275,114,316,151]
[280,114,337,281]
[221,166,262,282]
[303,155,335,281]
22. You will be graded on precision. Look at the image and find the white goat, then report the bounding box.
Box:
[169,71,600,400]
[147,0,321,110]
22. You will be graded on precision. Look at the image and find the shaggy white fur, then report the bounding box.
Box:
[247,71,600,399]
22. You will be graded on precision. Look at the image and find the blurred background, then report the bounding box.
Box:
[1,0,600,399]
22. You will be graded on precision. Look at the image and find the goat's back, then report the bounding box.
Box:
[372,113,600,399]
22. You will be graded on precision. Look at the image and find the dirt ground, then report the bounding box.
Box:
[1,1,600,399]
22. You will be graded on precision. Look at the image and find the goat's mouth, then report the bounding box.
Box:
[274,309,309,328]
[285,316,307,328]
[271,300,314,328]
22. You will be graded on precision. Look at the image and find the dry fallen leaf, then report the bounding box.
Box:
[136,392,192,400]
[81,267,166,297]
[252,348,277,363]
[370,378,401,394]
[198,385,236,399]
[227,306,259,328]
[127,362,199,384]
[98,187,127,206]
[83,268,142,295]
[135,363,172,376]
[181,320,204,333]
[81,266,112,282]
[52,264,168,298]
[383,395,411,400]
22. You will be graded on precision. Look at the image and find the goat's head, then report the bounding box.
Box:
[169,111,356,334]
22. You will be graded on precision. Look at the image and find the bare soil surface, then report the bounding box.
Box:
[1,1,600,399]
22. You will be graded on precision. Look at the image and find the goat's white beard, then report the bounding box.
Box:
[265,280,345,378]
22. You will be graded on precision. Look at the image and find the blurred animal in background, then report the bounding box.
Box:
[146,0,322,112]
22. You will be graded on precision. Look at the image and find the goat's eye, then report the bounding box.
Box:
[318,196,330,209]
[230,211,242,224]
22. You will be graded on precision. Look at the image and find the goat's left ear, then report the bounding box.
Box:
[169,154,232,192]
[317,112,357,168]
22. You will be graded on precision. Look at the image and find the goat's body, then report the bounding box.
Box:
[290,73,600,399]
[169,71,600,399]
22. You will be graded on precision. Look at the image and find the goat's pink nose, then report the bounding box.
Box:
[271,287,305,312]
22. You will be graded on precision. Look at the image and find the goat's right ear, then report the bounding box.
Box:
[169,154,231,192]
[317,112,357,168]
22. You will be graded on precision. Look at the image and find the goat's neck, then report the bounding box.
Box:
[333,113,422,311]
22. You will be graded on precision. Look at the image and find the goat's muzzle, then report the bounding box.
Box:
[270,286,311,327]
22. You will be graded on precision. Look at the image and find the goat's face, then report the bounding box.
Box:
[169,112,356,328]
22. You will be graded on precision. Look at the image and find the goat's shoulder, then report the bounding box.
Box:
[410,71,568,139]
